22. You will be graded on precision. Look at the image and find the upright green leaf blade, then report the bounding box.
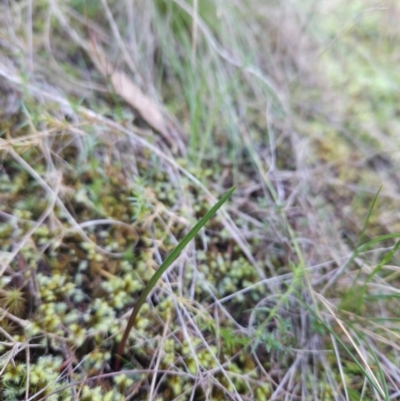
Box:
[115,186,236,370]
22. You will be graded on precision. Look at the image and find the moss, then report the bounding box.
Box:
[1,356,75,401]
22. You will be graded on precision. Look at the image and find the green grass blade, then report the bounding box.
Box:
[360,329,390,400]
[329,186,385,291]
[340,186,382,287]
[366,239,400,283]
[302,302,387,399]
[358,233,400,253]
[355,185,382,249]
[114,186,236,370]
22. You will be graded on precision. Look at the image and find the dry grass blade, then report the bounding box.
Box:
[86,41,182,152]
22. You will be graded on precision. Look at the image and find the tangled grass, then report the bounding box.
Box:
[1,0,400,400]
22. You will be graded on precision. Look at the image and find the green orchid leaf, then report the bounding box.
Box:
[115,186,235,370]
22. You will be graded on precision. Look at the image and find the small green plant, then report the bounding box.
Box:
[127,177,154,221]
[0,288,26,315]
[114,186,236,370]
